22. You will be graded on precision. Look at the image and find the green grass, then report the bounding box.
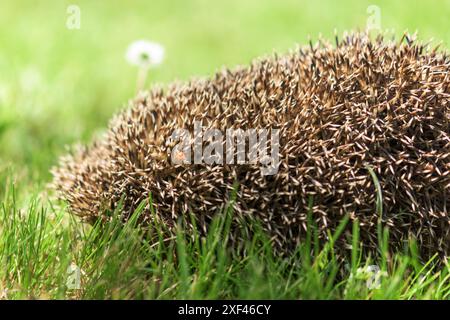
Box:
[2,178,450,299]
[0,0,449,299]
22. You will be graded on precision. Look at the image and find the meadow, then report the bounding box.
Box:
[0,0,449,299]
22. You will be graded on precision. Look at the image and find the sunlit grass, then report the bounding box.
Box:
[1,179,449,299]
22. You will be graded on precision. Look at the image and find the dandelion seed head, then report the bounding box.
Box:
[125,40,165,68]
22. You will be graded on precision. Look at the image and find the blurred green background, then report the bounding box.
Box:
[0,0,449,185]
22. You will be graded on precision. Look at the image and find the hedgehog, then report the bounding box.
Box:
[52,33,450,260]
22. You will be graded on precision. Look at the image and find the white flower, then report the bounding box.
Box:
[125,40,165,68]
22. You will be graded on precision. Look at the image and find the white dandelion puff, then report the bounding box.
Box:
[125,40,165,93]
[125,40,165,68]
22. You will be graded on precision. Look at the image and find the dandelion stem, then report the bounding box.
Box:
[136,66,149,93]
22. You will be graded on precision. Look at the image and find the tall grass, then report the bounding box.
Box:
[0,177,449,300]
